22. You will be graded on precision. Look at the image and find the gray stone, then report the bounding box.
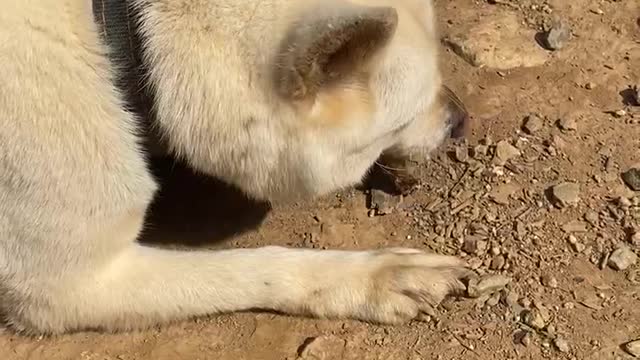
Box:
[550,182,581,207]
[554,338,570,353]
[622,168,640,191]
[522,309,546,330]
[494,140,521,165]
[490,255,506,270]
[467,275,511,298]
[370,190,402,215]
[472,144,489,158]
[544,20,571,50]
[558,117,578,131]
[608,246,637,271]
[523,114,544,134]
[454,146,469,163]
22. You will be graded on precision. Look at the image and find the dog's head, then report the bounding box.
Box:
[141,0,470,201]
[268,0,469,197]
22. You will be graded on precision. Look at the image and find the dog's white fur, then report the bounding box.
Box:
[0,0,468,334]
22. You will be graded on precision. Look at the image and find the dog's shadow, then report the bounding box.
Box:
[139,157,404,248]
[139,157,271,248]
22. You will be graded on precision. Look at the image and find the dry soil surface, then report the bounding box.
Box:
[2,0,639,359]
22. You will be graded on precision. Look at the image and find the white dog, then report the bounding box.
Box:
[0,0,470,334]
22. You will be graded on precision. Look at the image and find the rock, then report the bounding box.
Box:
[541,275,559,288]
[444,12,549,69]
[370,190,402,215]
[550,182,581,207]
[562,220,588,233]
[298,335,346,360]
[631,232,640,247]
[463,235,481,254]
[608,246,638,271]
[467,275,511,298]
[554,338,570,353]
[454,146,469,163]
[613,109,628,118]
[624,339,640,357]
[568,235,586,253]
[622,168,640,191]
[543,20,571,50]
[558,117,578,131]
[618,196,632,208]
[522,114,544,134]
[502,290,520,308]
[522,309,546,330]
[633,85,640,106]
[472,144,489,158]
[583,211,600,227]
[494,140,521,165]
[486,292,501,307]
[489,183,521,205]
[585,82,596,90]
[549,135,566,149]
[490,255,506,270]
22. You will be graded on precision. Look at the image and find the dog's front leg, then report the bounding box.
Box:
[11,245,468,333]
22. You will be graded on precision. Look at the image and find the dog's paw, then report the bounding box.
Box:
[308,248,471,324]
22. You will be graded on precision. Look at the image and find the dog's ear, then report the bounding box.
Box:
[275,6,398,100]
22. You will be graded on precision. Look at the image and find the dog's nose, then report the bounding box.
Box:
[441,85,470,139]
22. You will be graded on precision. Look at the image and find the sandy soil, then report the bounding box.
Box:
[1,0,639,359]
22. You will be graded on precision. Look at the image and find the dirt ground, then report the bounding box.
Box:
[2,0,639,359]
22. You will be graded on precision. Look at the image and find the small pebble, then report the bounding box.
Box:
[473,144,489,158]
[493,140,521,165]
[563,302,575,310]
[467,275,511,298]
[632,85,640,106]
[541,275,559,288]
[584,211,600,226]
[463,236,479,254]
[550,182,581,207]
[522,309,546,329]
[370,190,402,215]
[558,117,578,131]
[618,196,632,208]
[502,290,520,308]
[490,255,506,270]
[622,168,640,191]
[554,338,570,353]
[544,20,571,50]
[614,109,627,118]
[624,339,640,357]
[486,292,501,307]
[454,146,469,163]
[523,114,544,134]
[572,242,586,253]
[608,246,638,271]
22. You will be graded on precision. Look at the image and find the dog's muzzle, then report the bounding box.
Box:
[441,85,470,139]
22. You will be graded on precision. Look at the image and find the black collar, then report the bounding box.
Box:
[93,0,162,152]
